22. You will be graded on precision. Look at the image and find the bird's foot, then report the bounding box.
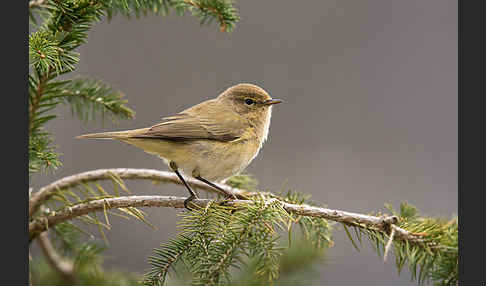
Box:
[183,194,197,210]
[227,193,237,200]
[217,194,238,207]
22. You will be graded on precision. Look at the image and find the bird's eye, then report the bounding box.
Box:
[245,98,255,105]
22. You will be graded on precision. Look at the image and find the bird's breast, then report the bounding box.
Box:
[174,137,261,182]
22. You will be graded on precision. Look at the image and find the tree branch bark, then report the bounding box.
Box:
[29,168,250,218]
[29,195,422,244]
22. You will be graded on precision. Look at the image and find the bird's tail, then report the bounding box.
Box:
[76,128,149,139]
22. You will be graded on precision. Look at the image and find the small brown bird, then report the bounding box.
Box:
[77,83,282,208]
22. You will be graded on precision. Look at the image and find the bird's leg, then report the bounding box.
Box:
[194,176,237,200]
[170,162,197,210]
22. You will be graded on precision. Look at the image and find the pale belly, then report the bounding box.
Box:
[119,135,261,182]
[170,139,259,182]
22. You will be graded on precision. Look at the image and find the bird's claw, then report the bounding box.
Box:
[218,194,237,207]
[184,195,197,211]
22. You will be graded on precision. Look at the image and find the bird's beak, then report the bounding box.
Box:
[264,99,283,105]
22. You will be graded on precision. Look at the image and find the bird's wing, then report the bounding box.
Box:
[134,100,246,142]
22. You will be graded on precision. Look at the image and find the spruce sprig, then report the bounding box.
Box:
[143,200,290,286]
[280,190,334,250]
[60,77,135,124]
[105,0,240,32]
[35,173,154,247]
[144,202,220,286]
[143,189,333,286]
[190,200,287,285]
[29,132,62,174]
[342,202,458,286]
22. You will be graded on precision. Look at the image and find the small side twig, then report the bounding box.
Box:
[29,0,45,9]
[37,232,75,281]
[383,226,397,262]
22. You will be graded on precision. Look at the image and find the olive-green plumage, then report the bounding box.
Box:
[77,83,282,184]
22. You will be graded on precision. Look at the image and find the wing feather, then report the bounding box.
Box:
[134,100,246,142]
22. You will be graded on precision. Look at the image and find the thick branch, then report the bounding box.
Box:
[29,168,250,217]
[29,195,421,244]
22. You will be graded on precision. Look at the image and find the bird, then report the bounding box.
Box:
[77,83,282,208]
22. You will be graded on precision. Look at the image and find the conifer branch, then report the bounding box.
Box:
[30,194,421,246]
[59,77,135,123]
[29,169,428,246]
[29,74,44,135]
[105,0,239,32]
[29,168,250,217]
[29,69,63,174]
[184,0,233,32]
[29,169,457,285]
[28,168,421,244]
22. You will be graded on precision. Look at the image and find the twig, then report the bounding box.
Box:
[29,195,421,244]
[383,226,397,262]
[29,0,45,9]
[185,0,227,32]
[29,78,43,135]
[29,168,251,218]
[37,232,75,281]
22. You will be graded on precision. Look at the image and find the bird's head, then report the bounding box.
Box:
[217,83,282,143]
[218,83,282,124]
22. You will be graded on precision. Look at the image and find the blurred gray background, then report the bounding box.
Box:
[31,0,457,285]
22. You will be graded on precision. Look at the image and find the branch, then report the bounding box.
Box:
[29,168,250,217]
[383,226,397,262]
[185,0,228,32]
[29,0,45,9]
[29,72,47,136]
[59,77,135,123]
[37,231,75,281]
[29,195,422,245]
